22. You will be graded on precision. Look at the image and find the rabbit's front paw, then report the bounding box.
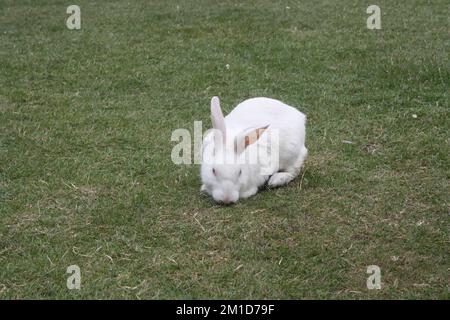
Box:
[240,187,258,199]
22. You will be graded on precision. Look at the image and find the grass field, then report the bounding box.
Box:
[0,0,448,299]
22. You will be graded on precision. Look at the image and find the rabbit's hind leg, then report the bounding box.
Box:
[267,147,307,188]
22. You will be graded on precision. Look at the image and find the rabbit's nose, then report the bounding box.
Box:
[222,196,231,204]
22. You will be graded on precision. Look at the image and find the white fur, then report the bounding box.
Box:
[201,97,307,204]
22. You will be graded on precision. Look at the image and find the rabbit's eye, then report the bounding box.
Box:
[239,169,242,176]
[212,168,216,175]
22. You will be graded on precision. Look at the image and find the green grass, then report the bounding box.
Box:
[0,0,448,299]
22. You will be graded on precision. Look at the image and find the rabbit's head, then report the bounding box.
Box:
[201,97,269,204]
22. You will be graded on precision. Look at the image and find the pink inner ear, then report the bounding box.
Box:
[244,125,269,148]
[235,125,269,154]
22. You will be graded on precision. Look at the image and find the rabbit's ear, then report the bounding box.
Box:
[235,125,269,153]
[210,96,226,146]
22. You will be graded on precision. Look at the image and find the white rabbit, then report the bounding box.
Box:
[200,96,307,204]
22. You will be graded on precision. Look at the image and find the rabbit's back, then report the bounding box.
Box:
[225,97,306,171]
[225,97,305,130]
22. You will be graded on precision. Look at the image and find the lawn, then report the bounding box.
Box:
[0,0,448,299]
